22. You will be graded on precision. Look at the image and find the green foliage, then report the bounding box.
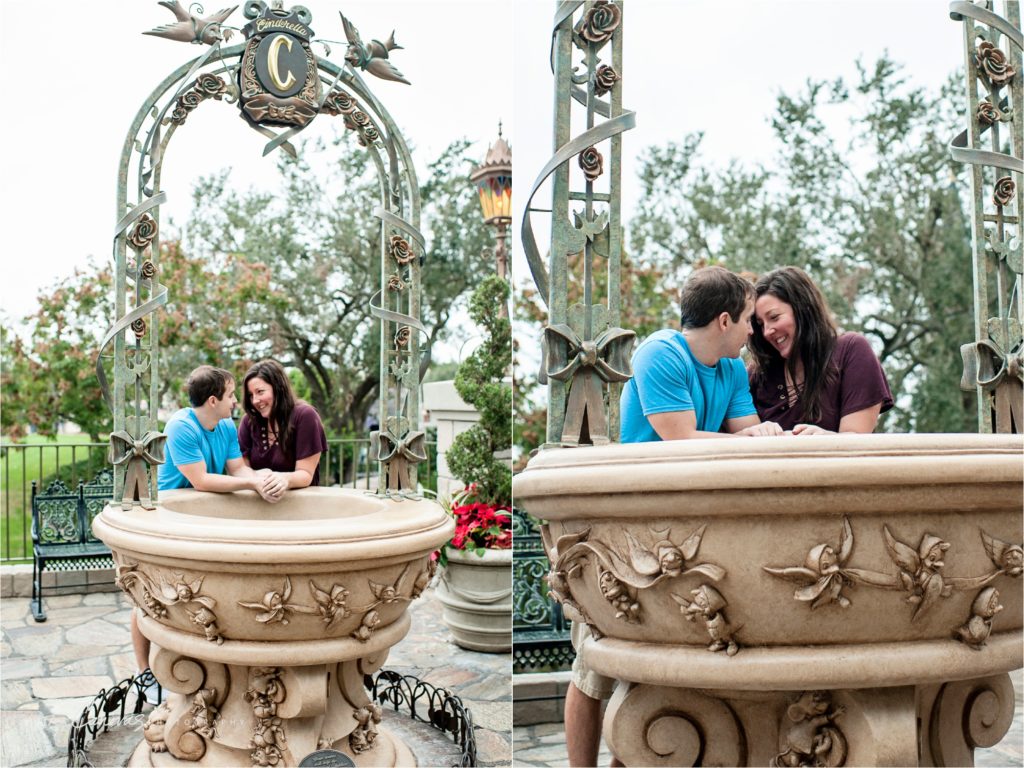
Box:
[5,133,493,442]
[446,275,512,506]
[184,132,494,435]
[630,57,975,432]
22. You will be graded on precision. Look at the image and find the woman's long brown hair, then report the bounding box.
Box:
[748,267,837,424]
[242,359,298,461]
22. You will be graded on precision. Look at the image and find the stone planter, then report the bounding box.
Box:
[436,547,512,652]
[92,487,453,767]
[513,434,1023,767]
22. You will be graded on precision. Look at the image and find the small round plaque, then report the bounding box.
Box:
[298,749,356,767]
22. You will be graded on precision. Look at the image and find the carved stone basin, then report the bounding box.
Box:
[513,433,1023,767]
[93,487,453,767]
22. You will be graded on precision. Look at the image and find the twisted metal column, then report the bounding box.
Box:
[949,1,1023,433]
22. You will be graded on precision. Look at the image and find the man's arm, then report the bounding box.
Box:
[177,459,265,493]
[648,411,781,439]
[724,414,784,436]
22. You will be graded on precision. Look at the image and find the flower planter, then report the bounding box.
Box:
[436,547,512,652]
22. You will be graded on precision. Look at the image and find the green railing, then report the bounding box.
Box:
[0,437,437,563]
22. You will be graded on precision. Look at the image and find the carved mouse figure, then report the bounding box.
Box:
[598,568,640,622]
[772,691,846,767]
[673,584,739,656]
[955,587,1003,650]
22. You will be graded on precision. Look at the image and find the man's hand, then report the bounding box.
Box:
[792,424,833,436]
[736,421,784,437]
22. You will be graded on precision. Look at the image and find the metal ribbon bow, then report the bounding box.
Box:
[961,337,1023,431]
[370,429,427,495]
[108,430,168,511]
[545,324,635,444]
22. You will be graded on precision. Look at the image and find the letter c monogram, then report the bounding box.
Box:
[267,34,297,91]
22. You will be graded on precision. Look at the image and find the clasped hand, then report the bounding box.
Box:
[253,469,288,503]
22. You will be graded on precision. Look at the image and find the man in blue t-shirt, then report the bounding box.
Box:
[566,267,783,768]
[136,366,284,702]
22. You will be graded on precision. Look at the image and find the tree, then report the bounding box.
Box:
[446,275,512,505]
[630,58,975,432]
[185,132,494,436]
[4,133,494,441]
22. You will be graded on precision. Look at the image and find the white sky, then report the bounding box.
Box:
[0,0,513,331]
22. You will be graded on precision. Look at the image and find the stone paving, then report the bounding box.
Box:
[0,587,511,767]
[511,669,1024,767]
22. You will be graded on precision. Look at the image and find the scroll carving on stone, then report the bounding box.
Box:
[116,561,225,643]
[672,584,740,656]
[771,691,846,768]
[764,519,1022,632]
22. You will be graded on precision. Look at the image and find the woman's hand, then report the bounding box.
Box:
[259,471,288,503]
[792,423,834,436]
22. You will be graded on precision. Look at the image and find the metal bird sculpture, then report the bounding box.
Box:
[340,13,410,85]
[144,1,238,45]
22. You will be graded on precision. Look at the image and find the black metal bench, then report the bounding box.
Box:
[512,508,573,674]
[31,470,115,622]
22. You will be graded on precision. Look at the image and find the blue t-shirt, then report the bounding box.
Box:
[620,330,757,443]
[157,408,242,490]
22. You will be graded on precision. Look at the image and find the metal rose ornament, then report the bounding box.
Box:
[976,41,1016,87]
[128,214,158,251]
[993,176,1016,207]
[578,145,604,182]
[576,0,621,47]
[389,233,415,265]
[594,64,621,96]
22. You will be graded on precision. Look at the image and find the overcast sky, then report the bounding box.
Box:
[2,1,973,358]
[511,1,967,298]
[0,0,513,328]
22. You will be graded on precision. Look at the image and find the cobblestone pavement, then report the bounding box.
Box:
[0,588,511,767]
[512,669,1023,767]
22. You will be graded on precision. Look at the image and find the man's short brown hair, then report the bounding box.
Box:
[186,366,234,407]
[679,266,755,329]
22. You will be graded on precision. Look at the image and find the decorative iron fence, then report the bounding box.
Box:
[512,508,573,673]
[0,437,437,563]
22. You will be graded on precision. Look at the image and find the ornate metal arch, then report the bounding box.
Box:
[97,5,426,507]
[949,1,1023,433]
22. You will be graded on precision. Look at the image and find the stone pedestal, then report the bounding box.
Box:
[513,434,1024,767]
[93,487,453,767]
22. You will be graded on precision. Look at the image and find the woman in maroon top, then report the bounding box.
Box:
[748,267,893,434]
[239,360,328,493]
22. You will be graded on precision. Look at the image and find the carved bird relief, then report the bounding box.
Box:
[882,527,952,621]
[369,563,415,605]
[156,574,216,609]
[340,13,410,84]
[764,517,856,609]
[981,530,1023,577]
[610,525,725,588]
[144,1,238,45]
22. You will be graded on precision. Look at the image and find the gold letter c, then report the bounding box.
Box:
[267,35,297,91]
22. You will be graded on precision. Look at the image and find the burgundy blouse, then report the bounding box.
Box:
[749,333,894,432]
[239,403,328,486]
